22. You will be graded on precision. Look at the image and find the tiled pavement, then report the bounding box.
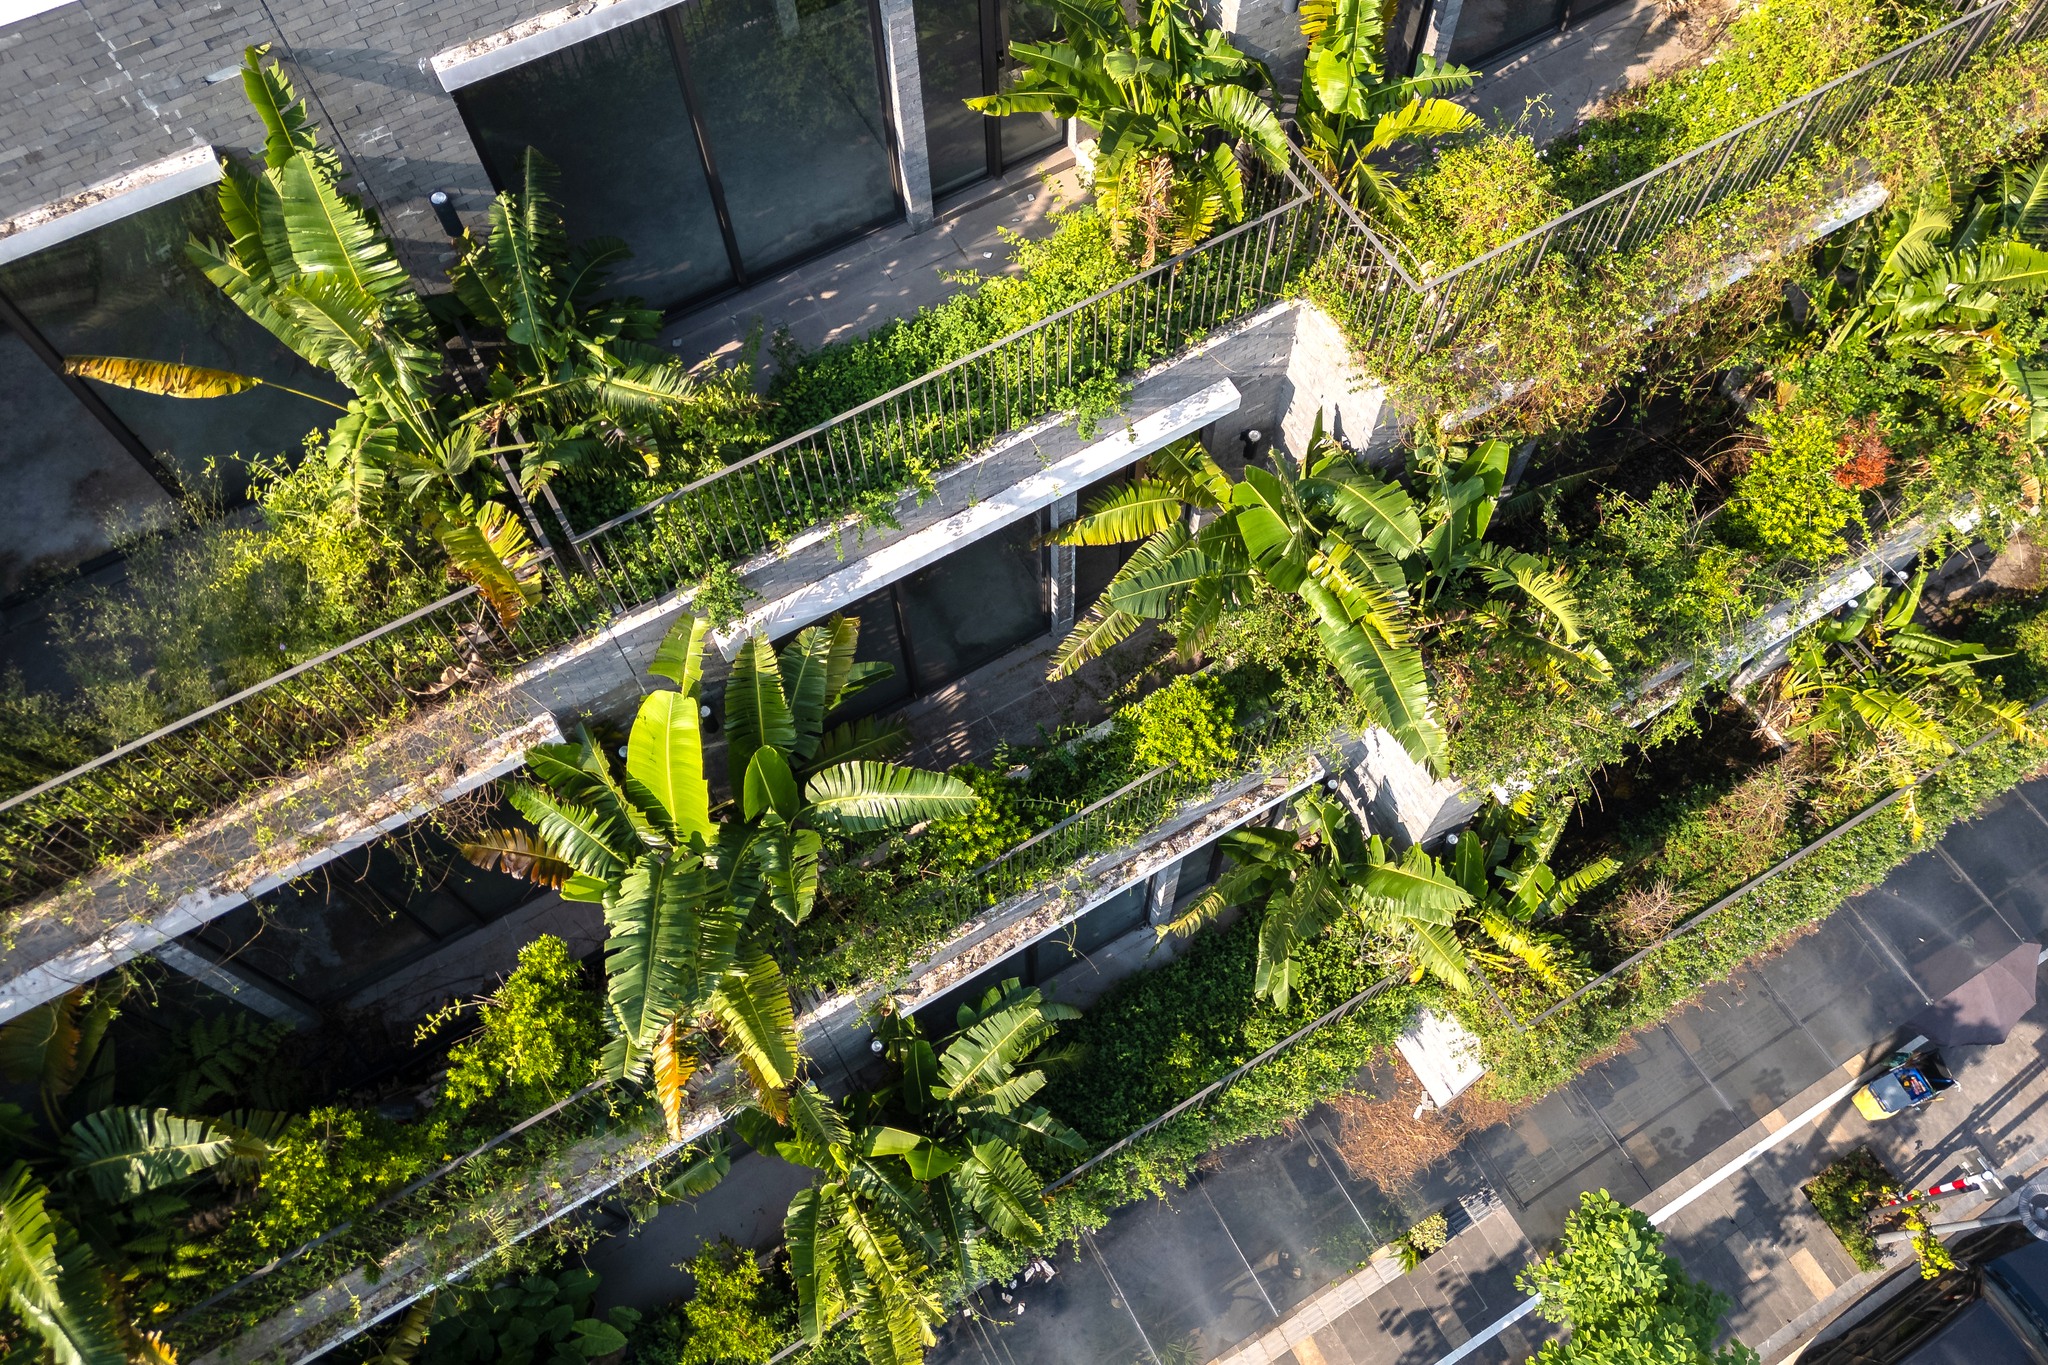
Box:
[926,774,2048,1365]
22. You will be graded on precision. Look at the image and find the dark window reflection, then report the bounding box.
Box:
[459,17,735,312]
[917,0,990,196]
[0,318,171,594]
[1447,0,1567,65]
[192,819,540,1008]
[894,512,1048,692]
[996,0,1062,167]
[915,0,1063,198]
[0,189,341,500]
[682,0,900,276]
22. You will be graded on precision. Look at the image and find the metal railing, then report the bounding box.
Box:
[565,160,1315,607]
[13,0,2043,916]
[162,1077,672,1356]
[0,164,1317,916]
[0,564,606,910]
[1308,0,2048,356]
[156,725,1324,1357]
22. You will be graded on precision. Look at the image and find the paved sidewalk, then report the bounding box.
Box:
[928,771,2048,1365]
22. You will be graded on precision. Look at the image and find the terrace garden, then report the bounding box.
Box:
[2,0,2048,1363]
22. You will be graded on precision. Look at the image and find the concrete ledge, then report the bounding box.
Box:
[716,379,1242,655]
[0,146,221,264]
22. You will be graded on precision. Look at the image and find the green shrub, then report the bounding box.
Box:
[436,936,604,1115]
[251,1106,448,1251]
[1405,1211,1450,1255]
[1115,672,1240,783]
[1565,484,1762,675]
[637,1240,793,1365]
[1547,0,1948,203]
[421,1270,638,1365]
[1734,405,1867,563]
[1403,133,1566,270]
[1804,1148,1896,1272]
[921,762,1037,875]
[765,209,1126,435]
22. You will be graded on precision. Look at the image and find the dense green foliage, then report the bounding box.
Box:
[1520,1191,1758,1365]
[418,1270,638,1365]
[434,936,605,1114]
[1803,1148,1896,1271]
[635,1241,794,1365]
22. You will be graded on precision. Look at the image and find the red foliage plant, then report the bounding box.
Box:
[1832,414,1892,490]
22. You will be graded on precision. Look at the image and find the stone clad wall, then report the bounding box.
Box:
[0,0,532,273]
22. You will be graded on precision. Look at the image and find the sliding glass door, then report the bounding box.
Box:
[916,0,1065,197]
[459,0,902,314]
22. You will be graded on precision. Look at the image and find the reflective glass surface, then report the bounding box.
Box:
[681,0,900,276]
[0,189,340,498]
[996,0,1063,166]
[1447,0,1568,65]
[460,16,736,312]
[917,0,992,195]
[893,512,1048,692]
[0,319,170,593]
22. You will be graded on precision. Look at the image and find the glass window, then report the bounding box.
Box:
[0,190,341,501]
[1447,0,1567,66]
[893,512,1048,692]
[916,0,992,196]
[680,0,900,277]
[459,17,736,313]
[1071,470,1136,612]
[995,0,1063,167]
[0,319,171,595]
[1029,879,1148,978]
[197,878,441,1008]
[772,588,913,721]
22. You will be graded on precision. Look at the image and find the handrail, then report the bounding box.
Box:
[0,583,482,817]
[11,0,2043,913]
[967,762,1174,879]
[566,164,1317,547]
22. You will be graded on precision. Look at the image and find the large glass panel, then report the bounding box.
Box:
[917,0,992,195]
[0,190,340,500]
[0,320,171,594]
[1029,880,1149,978]
[893,513,1048,692]
[778,586,913,721]
[1447,0,1568,66]
[460,16,736,312]
[996,0,1063,167]
[681,0,900,276]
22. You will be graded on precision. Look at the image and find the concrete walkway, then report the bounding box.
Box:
[924,771,2048,1365]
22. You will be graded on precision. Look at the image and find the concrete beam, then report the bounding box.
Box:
[152,942,321,1030]
[715,379,1242,655]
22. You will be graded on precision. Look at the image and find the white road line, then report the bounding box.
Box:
[1430,1035,1931,1364]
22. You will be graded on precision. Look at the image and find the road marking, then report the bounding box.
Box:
[1429,1036,1928,1364]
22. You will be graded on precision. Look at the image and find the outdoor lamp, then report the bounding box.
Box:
[429,190,463,240]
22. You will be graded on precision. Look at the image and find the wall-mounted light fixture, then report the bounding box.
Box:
[429,190,464,240]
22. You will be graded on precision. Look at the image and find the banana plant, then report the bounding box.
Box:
[1819,155,2048,439]
[969,0,1287,265]
[1049,417,1605,775]
[461,613,973,1129]
[1295,0,1479,227]
[1758,567,2036,771]
[1162,792,1609,1002]
[0,987,277,1365]
[449,148,766,499]
[753,981,1082,1365]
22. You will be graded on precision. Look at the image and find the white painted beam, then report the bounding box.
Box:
[716,379,1241,656]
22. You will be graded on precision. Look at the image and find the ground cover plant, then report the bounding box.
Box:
[1804,1147,1897,1271]
[1519,1190,1759,1364]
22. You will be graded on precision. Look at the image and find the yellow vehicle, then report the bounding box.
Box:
[1851,1049,1958,1121]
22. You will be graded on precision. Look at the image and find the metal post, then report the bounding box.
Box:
[1047,492,1079,631]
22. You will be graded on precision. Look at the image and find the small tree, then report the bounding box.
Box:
[1518,1191,1757,1365]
